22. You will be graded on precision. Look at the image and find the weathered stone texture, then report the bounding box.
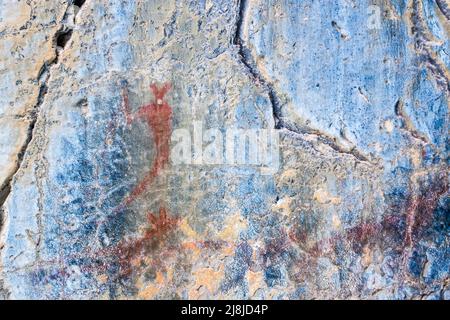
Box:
[0,0,448,299]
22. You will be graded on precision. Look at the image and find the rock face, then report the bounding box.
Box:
[0,0,448,300]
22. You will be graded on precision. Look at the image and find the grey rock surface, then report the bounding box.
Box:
[0,0,448,299]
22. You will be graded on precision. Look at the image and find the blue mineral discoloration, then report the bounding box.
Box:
[406,69,448,146]
[221,241,252,297]
[0,0,448,300]
[264,265,282,287]
[2,80,140,297]
[246,0,448,162]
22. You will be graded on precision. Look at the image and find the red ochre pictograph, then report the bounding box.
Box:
[100,82,177,276]
[114,82,173,212]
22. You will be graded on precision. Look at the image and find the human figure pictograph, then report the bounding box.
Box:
[115,82,173,212]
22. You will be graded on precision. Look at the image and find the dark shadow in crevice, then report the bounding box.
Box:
[56,29,73,49]
[73,0,86,8]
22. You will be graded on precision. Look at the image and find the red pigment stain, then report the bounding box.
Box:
[345,221,383,253]
[42,218,233,282]
[96,82,177,278]
[112,207,179,275]
[288,214,401,258]
[74,207,180,277]
[261,229,292,265]
[116,82,173,211]
[403,173,448,249]
[40,211,232,281]
[287,173,448,260]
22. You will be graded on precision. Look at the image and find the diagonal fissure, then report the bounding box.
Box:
[0,1,86,213]
[233,0,376,165]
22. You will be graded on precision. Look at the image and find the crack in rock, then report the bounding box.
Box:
[410,0,450,93]
[0,1,85,218]
[233,0,377,165]
[436,0,450,20]
[394,99,430,144]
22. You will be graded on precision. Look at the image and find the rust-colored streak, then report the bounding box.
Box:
[345,222,382,253]
[143,207,179,244]
[288,172,448,260]
[116,83,173,210]
[113,207,179,275]
[83,207,180,277]
[403,174,448,249]
[101,82,176,278]
[122,86,132,126]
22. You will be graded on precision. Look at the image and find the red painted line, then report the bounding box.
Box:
[114,83,173,212]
